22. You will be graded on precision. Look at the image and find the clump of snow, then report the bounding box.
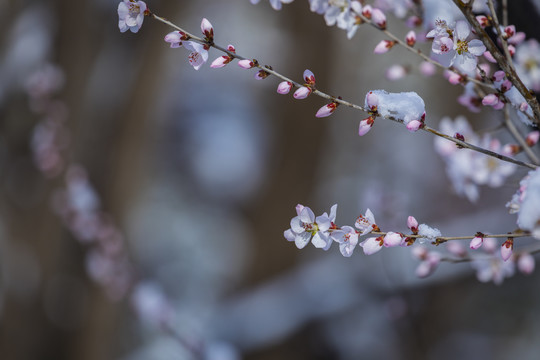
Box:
[365,90,425,125]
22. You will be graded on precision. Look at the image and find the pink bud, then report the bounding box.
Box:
[371,8,387,29]
[484,51,497,63]
[518,253,535,274]
[478,63,491,77]
[362,5,372,18]
[520,102,529,112]
[358,117,374,136]
[360,237,383,255]
[277,81,292,94]
[419,61,436,76]
[503,25,515,39]
[366,91,379,110]
[476,15,489,28]
[293,86,312,99]
[254,70,269,80]
[406,16,421,28]
[500,80,512,92]
[493,70,506,82]
[210,56,230,68]
[470,236,483,249]
[405,31,416,47]
[502,143,519,156]
[315,102,337,118]
[303,69,316,85]
[526,131,540,146]
[501,238,514,261]
[407,216,419,234]
[374,40,395,54]
[201,18,214,40]
[383,232,403,247]
[508,45,516,56]
[482,94,500,106]
[226,44,236,53]
[447,72,462,85]
[238,59,255,69]
[406,120,422,132]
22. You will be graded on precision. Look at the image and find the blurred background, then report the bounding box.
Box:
[1,0,540,359]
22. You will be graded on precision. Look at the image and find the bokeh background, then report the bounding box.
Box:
[1,0,540,359]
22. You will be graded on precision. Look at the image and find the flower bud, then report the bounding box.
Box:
[238,59,255,69]
[407,216,419,234]
[293,86,312,99]
[277,81,292,94]
[526,131,539,147]
[315,102,338,118]
[201,18,214,41]
[501,238,514,261]
[358,116,375,136]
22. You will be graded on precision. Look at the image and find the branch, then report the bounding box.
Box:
[150,13,538,170]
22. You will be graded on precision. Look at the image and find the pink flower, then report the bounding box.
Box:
[118,0,147,33]
[277,81,292,94]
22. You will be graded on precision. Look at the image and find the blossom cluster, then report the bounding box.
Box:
[435,116,516,202]
[284,204,536,284]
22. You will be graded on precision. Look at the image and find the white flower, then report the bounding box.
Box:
[183,41,209,70]
[331,225,359,257]
[472,255,515,285]
[118,0,147,33]
[452,21,486,72]
[354,208,378,235]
